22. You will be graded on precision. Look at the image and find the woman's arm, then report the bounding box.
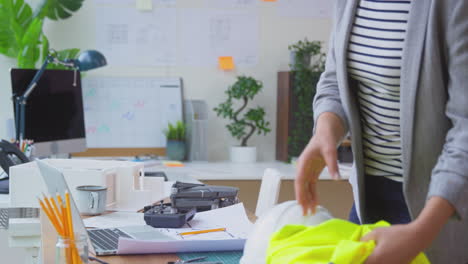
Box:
[427,0,468,221]
[363,1,468,263]
[362,197,454,264]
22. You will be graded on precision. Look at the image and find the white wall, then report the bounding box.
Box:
[0,0,332,161]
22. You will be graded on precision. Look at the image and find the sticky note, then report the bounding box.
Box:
[136,0,153,11]
[163,161,184,167]
[262,0,277,2]
[219,56,235,70]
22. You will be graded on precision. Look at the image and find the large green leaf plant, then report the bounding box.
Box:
[0,0,84,69]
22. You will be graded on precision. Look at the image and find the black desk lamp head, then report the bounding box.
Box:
[13,49,107,141]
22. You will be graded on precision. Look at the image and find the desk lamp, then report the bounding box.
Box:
[13,49,107,141]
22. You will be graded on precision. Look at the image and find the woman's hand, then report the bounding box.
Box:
[361,223,427,264]
[295,112,346,215]
[362,196,455,264]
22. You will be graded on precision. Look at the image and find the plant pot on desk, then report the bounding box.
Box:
[230,146,257,163]
[166,140,186,161]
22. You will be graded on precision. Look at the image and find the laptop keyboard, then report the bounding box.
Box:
[88,228,132,251]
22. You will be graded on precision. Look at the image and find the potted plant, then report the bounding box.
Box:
[0,0,85,69]
[287,39,326,160]
[214,76,271,163]
[288,38,325,71]
[163,121,187,161]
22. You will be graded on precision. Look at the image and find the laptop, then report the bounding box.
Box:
[36,159,174,256]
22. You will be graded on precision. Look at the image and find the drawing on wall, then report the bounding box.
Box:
[204,0,257,8]
[94,0,176,6]
[95,7,177,66]
[82,77,182,148]
[277,0,333,19]
[180,9,258,66]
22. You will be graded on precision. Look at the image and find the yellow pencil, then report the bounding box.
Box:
[62,202,72,264]
[38,198,63,235]
[179,228,226,236]
[48,196,63,223]
[42,195,64,235]
[65,191,80,264]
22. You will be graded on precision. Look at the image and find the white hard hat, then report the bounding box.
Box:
[240,200,333,264]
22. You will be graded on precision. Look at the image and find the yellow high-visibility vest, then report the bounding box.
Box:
[267,219,430,264]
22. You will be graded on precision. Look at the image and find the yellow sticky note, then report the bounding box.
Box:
[136,0,152,11]
[163,161,184,167]
[219,56,235,70]
[262,0,277,2]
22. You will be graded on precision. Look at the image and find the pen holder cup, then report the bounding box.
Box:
[55,234,89,264]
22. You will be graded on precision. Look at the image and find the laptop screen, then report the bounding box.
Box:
[36,159,95,254]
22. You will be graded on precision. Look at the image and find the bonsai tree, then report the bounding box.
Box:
[214,76,271,147]
[163,121,186,141]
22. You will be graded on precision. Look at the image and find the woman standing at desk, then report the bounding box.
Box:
[295,1,468,263]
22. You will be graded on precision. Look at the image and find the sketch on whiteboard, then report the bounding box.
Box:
[82,77,183,148]
[180,9,258,66]
[95,7,177,66]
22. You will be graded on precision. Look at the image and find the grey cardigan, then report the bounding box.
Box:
[313,0,468,262]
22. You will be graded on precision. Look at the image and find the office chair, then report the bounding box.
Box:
[255,168,282,218]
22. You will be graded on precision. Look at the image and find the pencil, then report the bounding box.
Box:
[38,198,63,235]
[65,192,80,264]
[43,195,64,235]
[61,202,72,264]
[179,228,226,236]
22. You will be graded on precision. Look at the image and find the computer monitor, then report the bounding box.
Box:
[10,68,87,156]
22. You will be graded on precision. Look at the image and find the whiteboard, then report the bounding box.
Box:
[81,77,183,148]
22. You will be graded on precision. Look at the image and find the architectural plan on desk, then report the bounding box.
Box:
[84,203,253,254]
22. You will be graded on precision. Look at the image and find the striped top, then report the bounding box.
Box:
[347,0,411,182]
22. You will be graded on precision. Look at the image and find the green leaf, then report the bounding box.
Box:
[164,121,186,141]
[0,0,34,58]
[17,18,43,68]
[45,0,84,20]
[46,48,80,70]
[41,34,49,62]
[13,0,33,28]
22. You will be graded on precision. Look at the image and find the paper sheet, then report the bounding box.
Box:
[83,212,146,228]
[117,203,253,254]
[277,0,333,19]
[95,6,177,66]
[180,9,258,66]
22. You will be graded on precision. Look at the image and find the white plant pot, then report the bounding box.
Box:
[230,146,257,163]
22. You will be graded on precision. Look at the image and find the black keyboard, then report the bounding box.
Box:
[88,228,132,251]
